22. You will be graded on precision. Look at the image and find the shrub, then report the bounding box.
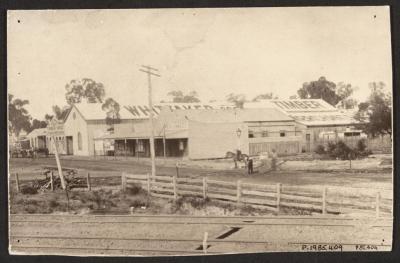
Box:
[324,140,371,160]
[25,205,37,214]
[356,139,367,152]
[188,197,208,209]
[129,197,147,208]
[48,199,59,208]
[315,145,326,155]
[327,142,336,154]
[125,183,143,196]
[20,185,38,195]
[332,141,351,160]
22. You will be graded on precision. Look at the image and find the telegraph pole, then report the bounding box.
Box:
[139,65,160,178]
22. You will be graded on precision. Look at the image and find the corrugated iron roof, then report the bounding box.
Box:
[245,99,337,112]
[159,108,294,123]
[74,102,134,121]
[97,126,188,140]
[290,112,359,126]
[245,99,359,126]
[26,128,47,138]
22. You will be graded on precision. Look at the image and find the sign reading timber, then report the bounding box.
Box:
[246,99,336,113]
[125,103,235,119]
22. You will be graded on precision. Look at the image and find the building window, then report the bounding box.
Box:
[280,131,286,137]
[137,140,144,152]
[248,130,254,138]
[77,132,82,150]
[262,130,268,137]
[73,112,76,120]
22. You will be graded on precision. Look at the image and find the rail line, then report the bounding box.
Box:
[9,214,392,255]
[10,214,392,227]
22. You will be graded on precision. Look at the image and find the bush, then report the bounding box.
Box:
[315,145,326,155]
[20,185,38,195]
[129,197,147,208]
[331,141,351,160]
[125,183,143,196]
[356,139,367,152]
[324,139,372,160]
[48,199,59,208]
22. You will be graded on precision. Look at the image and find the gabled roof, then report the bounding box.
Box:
[72,102,134,121]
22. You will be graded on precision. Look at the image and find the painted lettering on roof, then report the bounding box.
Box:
[272,100,328,111]
[124,103,235,118]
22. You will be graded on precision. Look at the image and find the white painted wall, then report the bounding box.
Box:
[63,107,90,156]
[188,121,249,159]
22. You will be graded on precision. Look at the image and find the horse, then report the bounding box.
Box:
[226,151,249,168]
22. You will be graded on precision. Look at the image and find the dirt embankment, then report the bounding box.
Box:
[9,182,313,217]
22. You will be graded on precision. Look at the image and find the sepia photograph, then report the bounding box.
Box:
[7,6,393,256]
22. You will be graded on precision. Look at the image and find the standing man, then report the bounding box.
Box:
[248,157,253,175]
[271,149,278,171]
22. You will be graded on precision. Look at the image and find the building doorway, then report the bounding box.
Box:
[66,136,73,155]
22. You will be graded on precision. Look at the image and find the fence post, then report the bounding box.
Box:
[322,186,327,215]
[50,171,54,191]
[376,192,381,218]
[86,172,91,191]
[147,173,151,194]
[276,183,281,213]
[176,162,179,178]
[15,173,20,193]
[121,173,127,191]
[203,177,207,200]
[203,232,208,254]
[173,175,177,200]
[237,180,242,204]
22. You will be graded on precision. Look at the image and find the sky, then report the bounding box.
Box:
[7,7,392,119]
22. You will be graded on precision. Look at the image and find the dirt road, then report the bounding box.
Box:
[9,157,392,189]
[9,214,392,256]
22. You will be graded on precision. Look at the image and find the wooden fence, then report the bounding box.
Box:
[121,173,392,218]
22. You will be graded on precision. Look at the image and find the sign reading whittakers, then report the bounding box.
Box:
[124,103,235,119]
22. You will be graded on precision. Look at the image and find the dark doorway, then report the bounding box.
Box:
[66,136,73,155]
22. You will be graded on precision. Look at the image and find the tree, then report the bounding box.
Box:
[44,114,54,122]
[52,105,71,121]
[354,82,392,138]
[297,77,355,106]
[226,93,247,108]
[167,90,201,103]
[102,97,121,131]
[8,94,32,136]
[65,78,105,105]
[336,82,358,109]
[30,119,47,131]
[252,92,278,102]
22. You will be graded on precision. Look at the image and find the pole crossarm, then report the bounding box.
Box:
[140,65,161,77]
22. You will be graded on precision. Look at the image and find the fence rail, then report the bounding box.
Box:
[121,173,392,218]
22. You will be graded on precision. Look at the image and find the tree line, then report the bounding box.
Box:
[8,76,392,139]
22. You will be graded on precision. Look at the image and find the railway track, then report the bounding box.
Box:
[9,214,393,256]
